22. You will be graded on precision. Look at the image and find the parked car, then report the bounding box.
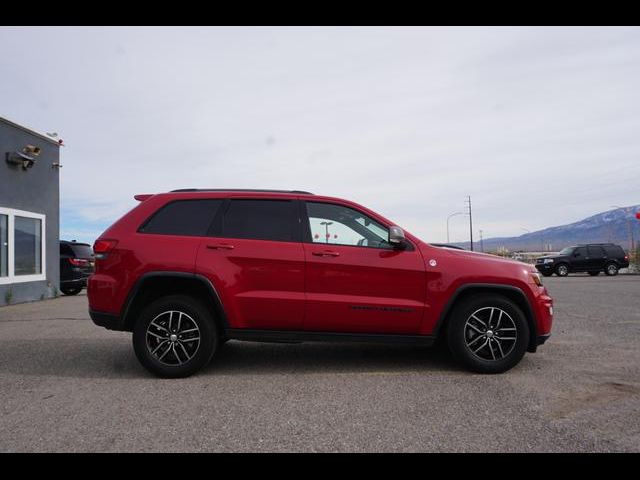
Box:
[88,189,553,378]
[59,240,95,295]
[535,243,629,277]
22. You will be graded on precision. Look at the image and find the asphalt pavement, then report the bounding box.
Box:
[1,275,638,452]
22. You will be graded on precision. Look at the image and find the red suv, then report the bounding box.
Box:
[88,189,553,377]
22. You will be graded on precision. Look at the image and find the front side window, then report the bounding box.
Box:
[222,199,296,242]
[305,202,391,249]
[140,199,223,236]
[573,247,587,257]
[14,216,42,276]
[0,214,7,277]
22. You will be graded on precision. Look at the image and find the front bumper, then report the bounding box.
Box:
[535,263,554,273]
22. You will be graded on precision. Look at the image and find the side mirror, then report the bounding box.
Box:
[389,226,406,248]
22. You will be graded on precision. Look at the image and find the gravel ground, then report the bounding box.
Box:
[0,276,639,452]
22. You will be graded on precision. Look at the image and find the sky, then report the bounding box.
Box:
[1,26,639,244]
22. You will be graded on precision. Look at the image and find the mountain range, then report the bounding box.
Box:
[456,205,640,253]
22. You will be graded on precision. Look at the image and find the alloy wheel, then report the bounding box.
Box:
[145,310,201,366]
[464,307,517,361]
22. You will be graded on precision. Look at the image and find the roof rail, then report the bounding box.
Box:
[169,188,313,194]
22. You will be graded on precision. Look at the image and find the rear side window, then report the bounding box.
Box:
[222,199,297,242]
[604,245,624,257]
[140,199,223,236]
[587,246,605,258]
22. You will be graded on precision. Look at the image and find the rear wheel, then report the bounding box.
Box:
[605,263,619,276]
[588,271,600,276]
[447,295,529,374]
[61,286,82,296]
[133,295,218,378]
[555,264,569,277]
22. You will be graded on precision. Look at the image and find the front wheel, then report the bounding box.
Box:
[555,264,569,277]
[447,295,530,374]
[605,263,619,276]
[133,295,218,378]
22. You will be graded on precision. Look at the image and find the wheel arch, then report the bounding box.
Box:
[121,272,229,333]
[435,283,539,353]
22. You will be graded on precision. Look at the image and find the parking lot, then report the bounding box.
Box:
[0,275,639,452]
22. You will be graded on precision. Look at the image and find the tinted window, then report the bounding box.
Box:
[222,200,296,242]
[141,200,222,236]
[604,245,624,257]
[573,247,587,257]
[60,243,74,256]
[70,244,94,258]
[305,202,391,249]
[587,246,605,258]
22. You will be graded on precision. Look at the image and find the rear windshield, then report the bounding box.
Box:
[70,244,93,258]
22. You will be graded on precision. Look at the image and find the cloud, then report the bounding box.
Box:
[1,26,639,243]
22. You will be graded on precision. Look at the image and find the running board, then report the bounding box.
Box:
[226,329,436,346]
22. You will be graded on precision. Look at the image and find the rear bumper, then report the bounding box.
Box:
[89,310,125,331]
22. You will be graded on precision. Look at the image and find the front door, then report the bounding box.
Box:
[302,201,426,334]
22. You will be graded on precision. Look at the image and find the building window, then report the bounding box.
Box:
[0,214,7,278]
[0,208,46,285]
[14,216,42,276]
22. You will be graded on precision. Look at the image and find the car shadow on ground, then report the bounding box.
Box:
[203,340,461,376]
[0,337,461,379]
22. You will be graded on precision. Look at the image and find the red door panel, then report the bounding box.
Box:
[196,239,305,330]
[303,244,427,334]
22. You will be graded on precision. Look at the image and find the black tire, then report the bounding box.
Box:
[61,286,82,296]
[588,271,600,276]
[541,272,553,277]
[555,264,569,277]
[604,263,619,276]
[447,294,530,374]
[133,295,218,378]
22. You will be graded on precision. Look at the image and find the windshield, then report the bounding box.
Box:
[559,247,574,255]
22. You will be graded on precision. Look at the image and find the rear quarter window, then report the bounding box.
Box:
[139,199,223,236]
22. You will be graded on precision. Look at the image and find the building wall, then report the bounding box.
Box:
[0,120,60,306]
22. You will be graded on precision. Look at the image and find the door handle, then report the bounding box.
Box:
[206,243,235,250]
[312,250,340,257]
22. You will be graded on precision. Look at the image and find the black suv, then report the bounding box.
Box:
[535,243,629,277]
[59,240,95,295]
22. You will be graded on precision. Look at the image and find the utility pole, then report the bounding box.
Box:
[465,196,474,251]
[479,229,484,252]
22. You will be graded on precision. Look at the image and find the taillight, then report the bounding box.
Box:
[93,239,118,260]
[68,258,89,266]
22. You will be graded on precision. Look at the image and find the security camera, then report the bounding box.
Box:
[6,151,37,170]
[23,145,41,157]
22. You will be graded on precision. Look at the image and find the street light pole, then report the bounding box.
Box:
[446,212,464,243]
[320,221,333,244]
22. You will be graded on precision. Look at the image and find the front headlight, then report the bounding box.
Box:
[543,258,554,264]
[530,272,544,286]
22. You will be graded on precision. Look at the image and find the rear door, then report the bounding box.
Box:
[586,245,606,270]
[571,246,589,271]
[196,198,305,330]
[301,200,426,334]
